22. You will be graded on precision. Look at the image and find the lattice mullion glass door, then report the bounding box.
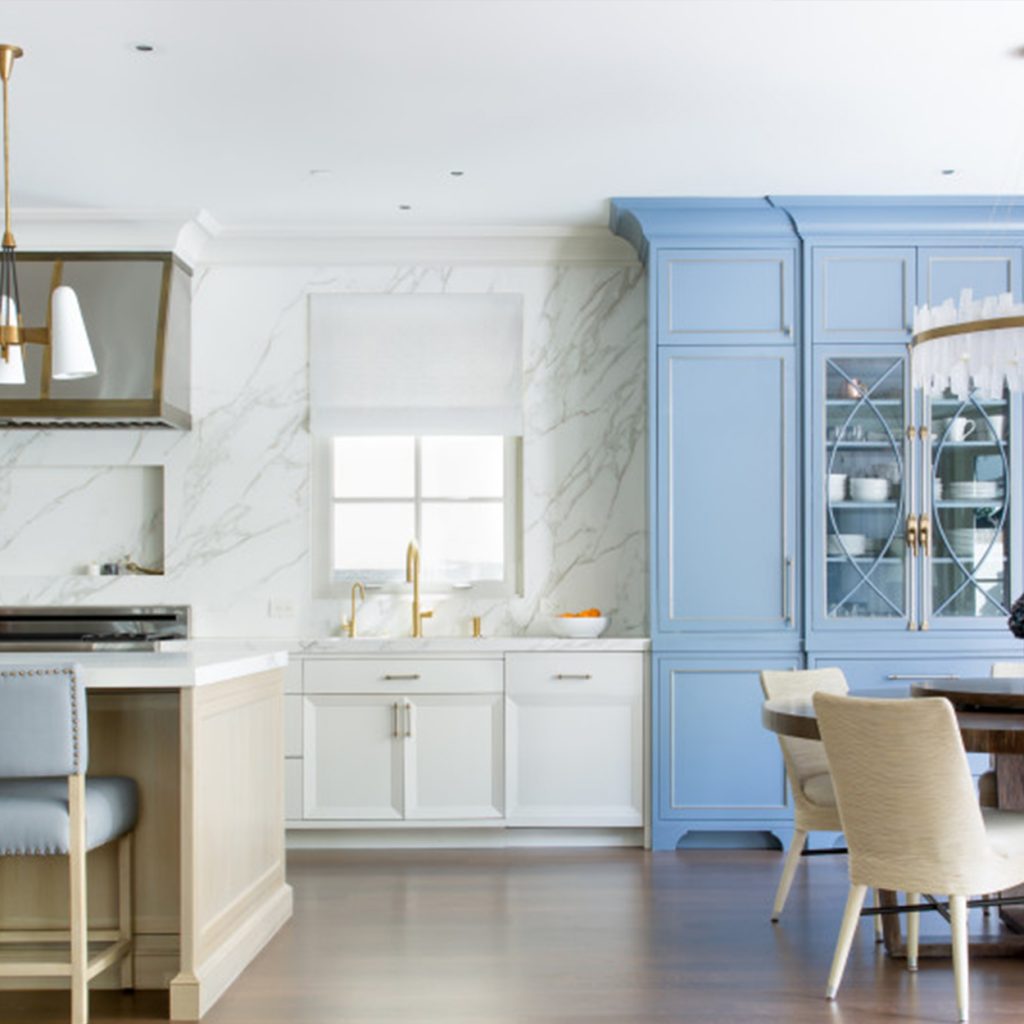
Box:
[823,356,909,623]
[926,390,1011,626]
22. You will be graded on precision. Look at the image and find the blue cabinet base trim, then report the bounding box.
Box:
[651,821,792,851]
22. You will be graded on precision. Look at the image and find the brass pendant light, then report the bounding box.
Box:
[0,43,96,386]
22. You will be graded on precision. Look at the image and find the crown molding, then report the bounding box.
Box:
[9,209,640,267]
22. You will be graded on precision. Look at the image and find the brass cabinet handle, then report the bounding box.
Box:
[906,516,919,557]
[919,514,931,558]
[405,701,413,738]
[384,674,420,681]
[554,673,593,680]
[392,701,400,738]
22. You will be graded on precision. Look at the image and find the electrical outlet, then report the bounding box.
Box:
[268,598,295,619]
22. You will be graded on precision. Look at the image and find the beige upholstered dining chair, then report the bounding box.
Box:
[0,665,138,1024]
[814,691,1024,1022]
[760,668,849,922]
[992,662,1024,677]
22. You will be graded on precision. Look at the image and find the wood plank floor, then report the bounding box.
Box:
[5,847,1024,1023]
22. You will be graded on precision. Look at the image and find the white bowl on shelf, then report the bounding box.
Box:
[550,616,609,639]
[828,533,868,556]
[828,474,847,503]
[849,477,891,502]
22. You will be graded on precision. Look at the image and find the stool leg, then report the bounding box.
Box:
[950,894,970,1022]
[118,834,134,991]
[68,775,88,1024]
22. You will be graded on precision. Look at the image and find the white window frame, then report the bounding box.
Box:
[312,436,522,599]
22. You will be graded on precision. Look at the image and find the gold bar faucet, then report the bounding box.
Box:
[343,581,366,638]
[405,540,432,638]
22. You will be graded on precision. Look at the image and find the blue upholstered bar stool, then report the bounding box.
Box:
[0,665,137,1024]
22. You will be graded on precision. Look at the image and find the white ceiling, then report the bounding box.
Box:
[4,0,1024,230]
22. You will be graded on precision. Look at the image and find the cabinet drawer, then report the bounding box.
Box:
[506,652,643,696]
[303,657,503,694]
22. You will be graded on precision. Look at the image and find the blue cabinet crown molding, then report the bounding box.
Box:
[770,195,1024,241]
[610,198,796,262]
[612,196,1024,259]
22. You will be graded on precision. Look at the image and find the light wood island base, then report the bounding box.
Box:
[0,654,293,1021]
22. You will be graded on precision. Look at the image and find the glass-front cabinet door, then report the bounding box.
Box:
[926,391,1012,627]
[820,354,910,627]
[815,349,1018,634]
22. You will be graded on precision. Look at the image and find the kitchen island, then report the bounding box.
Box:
[0,649,292,1020]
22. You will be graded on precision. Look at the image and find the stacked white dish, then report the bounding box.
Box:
[828,474,847,503]
[947,481,1003,500]
[934,479,944,500]
[947,527,1002,559]
[849,477,890,502]
[828,533,868,556]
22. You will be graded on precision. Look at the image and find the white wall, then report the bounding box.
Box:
[0,255,648,638]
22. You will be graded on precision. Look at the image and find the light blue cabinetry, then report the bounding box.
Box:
[653,655,798,850]
[658,248,794,345]
[657,346,797,637]
[813,247,914,344]
[612,197,1024,851]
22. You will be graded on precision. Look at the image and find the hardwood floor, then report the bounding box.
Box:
[5,847,1024,1022]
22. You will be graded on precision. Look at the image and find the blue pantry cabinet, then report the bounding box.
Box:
[612,197,1024,851]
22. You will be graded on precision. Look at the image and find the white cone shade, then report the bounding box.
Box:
[0,293,25,385]
[50,286,96,380]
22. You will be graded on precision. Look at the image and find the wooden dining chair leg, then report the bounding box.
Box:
[118,833,134,990]
[826,883,868,1000]
[771,828,807,921]
[906,892,920,971]
[68,774,89,1024]
[950,894,970,1022]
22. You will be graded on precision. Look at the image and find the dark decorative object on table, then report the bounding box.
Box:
[1009,593,1024,638]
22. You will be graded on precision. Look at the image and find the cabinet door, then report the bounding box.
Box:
[917,247,1021,310]
[303,695,403,820]
[812,349,913,632]
[505,653,643,827]
[657,248,795,345]
[813,248,915,344]
[403,695,504,820]
[656,656,795,822]
[657,347,797,635]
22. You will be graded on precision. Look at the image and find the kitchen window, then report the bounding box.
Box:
[308,291,525,597]
[327,435,521,593]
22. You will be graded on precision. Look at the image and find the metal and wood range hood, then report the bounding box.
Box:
[0,252,191,428]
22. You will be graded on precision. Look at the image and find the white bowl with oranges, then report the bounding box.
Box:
[550,609,609,638]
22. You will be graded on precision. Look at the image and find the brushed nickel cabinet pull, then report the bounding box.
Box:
[886,674,960,681]
[784,556,794,625]
[554,673,592,680]
[384,673,420,681]
[405,701,413,738]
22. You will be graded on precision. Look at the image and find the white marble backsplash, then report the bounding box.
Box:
[0,258,647,637]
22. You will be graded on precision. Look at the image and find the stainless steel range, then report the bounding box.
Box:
[0,606,190,651]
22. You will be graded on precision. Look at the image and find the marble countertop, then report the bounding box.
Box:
[0,648,289,689]
[163,636,650,656]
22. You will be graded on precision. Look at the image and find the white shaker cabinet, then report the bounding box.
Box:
[302,657,504,823]
[505,652,644,827]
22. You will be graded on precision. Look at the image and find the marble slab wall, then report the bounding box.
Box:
[0,259,647,638]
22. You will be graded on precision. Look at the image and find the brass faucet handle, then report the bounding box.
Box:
[418,609,433,635]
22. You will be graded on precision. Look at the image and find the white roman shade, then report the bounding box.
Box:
[309,293,524,435]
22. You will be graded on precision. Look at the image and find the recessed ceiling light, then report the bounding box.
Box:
[941,168,956,176]
[308,168,332,178]
[134,43,156,53]
[398,204,412,211]
[450,170,465,177]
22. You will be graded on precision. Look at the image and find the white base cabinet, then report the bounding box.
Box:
[302,658,504,823]
[505,653,644,827]
[291,648,647,835]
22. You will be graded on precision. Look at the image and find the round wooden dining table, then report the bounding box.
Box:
[761,678,1024,755]
[761,677,1024,958]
